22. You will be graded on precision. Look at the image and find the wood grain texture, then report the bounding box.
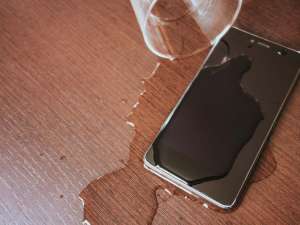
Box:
[0,0,299,225]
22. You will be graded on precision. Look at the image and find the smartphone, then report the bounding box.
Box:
[144,27,300,209]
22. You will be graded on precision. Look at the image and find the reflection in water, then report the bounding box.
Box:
[80,52,277,225]
[152,56,264,185]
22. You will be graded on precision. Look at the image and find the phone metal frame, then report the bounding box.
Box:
[143,26,300,209]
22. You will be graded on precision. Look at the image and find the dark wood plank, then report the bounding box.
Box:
[0,0,299,224]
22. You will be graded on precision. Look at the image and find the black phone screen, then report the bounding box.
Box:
[145,27,300,206]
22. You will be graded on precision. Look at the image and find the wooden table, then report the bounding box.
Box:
[0,0,299,224]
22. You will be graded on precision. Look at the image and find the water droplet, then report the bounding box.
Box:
[121,98,128,104]
[126,121,135,128]
[203,203,209,209]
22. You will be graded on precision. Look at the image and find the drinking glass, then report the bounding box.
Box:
[130,0,243,60]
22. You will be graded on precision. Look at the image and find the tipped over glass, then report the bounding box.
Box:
[130,0,243,60]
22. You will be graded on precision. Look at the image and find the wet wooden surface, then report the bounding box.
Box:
[0,0,299,224]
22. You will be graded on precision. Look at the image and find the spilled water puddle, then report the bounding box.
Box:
[80,51,277,225]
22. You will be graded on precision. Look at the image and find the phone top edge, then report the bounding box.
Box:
[232,26,300,54]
